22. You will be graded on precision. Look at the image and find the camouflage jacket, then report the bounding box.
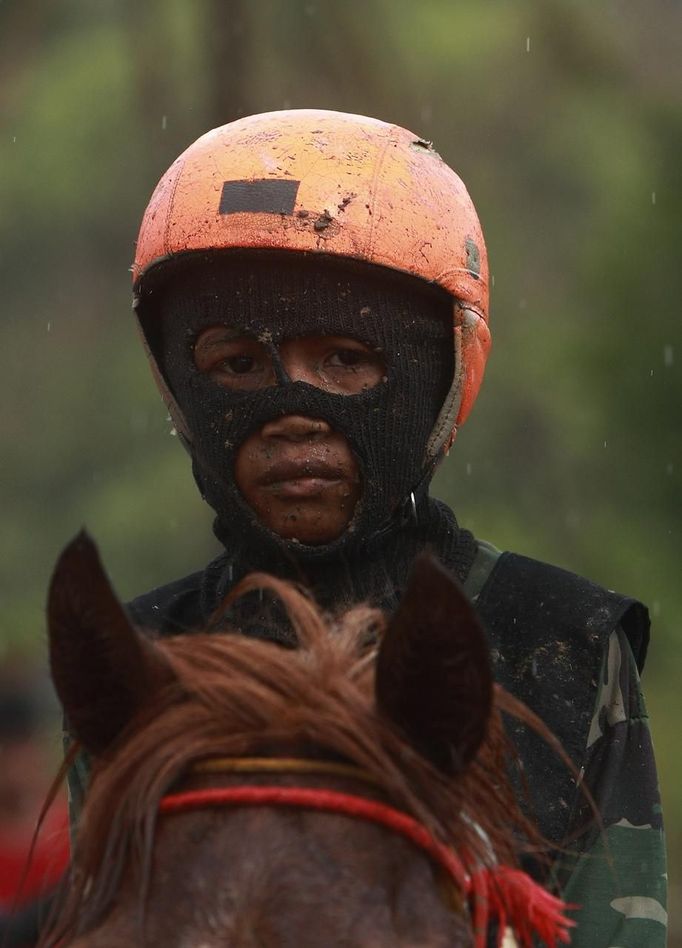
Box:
[66,539,667,946]
[468,542,667,946]
[556,627,667,944]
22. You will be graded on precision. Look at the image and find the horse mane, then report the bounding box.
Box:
[46,573,550,944]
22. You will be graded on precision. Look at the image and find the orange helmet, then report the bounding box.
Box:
[133,109,490,458]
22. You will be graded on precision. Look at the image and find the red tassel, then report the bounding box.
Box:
[469,865,576,948]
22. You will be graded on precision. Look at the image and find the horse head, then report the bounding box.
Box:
[45,532,571,947]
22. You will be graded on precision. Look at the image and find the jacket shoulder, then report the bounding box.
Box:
[476,551,650,671]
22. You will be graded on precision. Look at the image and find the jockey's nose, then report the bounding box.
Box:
[275,348,322,388]
[259,415,332,441]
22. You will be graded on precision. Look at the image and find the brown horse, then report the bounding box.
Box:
[42,533,571,947]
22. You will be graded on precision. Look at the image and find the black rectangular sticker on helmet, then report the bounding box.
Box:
[219,179,300,216]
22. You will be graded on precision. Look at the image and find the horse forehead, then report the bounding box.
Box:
[151,810,470,945]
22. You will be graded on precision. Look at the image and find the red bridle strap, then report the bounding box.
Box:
[160,785,469,891]
[159,786,574,948]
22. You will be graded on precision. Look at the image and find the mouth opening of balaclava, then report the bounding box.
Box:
[144,251,453,562]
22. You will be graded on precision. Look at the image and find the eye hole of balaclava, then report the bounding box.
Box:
[145,251,453,557]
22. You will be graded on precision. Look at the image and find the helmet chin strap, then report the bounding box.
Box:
[361,460,439,556]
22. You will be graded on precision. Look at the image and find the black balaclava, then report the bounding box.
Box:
[147,252,478,623]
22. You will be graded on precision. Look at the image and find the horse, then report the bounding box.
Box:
[42,532,572,947]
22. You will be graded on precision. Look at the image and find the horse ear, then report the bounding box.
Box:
[48,531,175,756]
[375,553,493,774]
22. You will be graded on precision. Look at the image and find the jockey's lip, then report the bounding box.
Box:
[234,415,362,544]
[256,457,348,491]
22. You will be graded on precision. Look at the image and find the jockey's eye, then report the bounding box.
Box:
[194,329,274,391]
[279,335,386,395]
[326,348,366,368]
[223,354,258,375]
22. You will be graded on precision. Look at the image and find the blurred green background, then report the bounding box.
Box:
[1,0,679,937]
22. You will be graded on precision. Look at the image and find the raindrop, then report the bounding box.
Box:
[305,3,316,14]
[651,191,656,205]
[652,600,661,618]
[666,463,674,476]
[603,440,607,448]
[47,321,51,333]
[663,344,674,367]
[161,115,167,130]
[466,462,472,476]
[526,36,531,52]
[491,274,495,288]
[518,298,527,310]
[12,136,16,143]
[650,368,654,377]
